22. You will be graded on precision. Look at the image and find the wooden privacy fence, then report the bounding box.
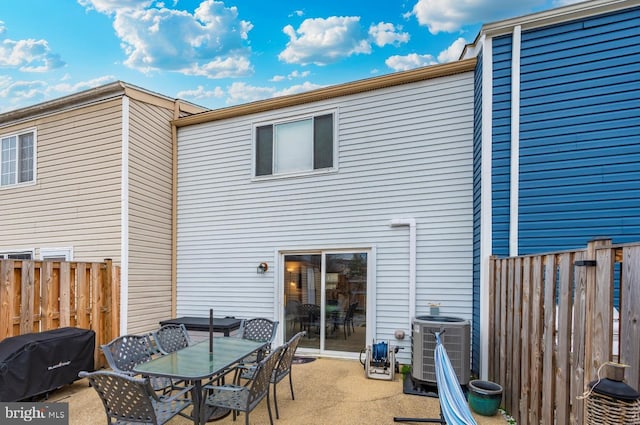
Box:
[0,258,121,369]
[488,238,640,425]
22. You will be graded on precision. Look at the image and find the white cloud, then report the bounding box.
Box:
[274,81,324,97]
[0,75,120,112]
[80,0,254,78]
[270,70,310,82]
[368,22,410,47]
[385,53,437,71]
[48,75,116,94]
[76,0,153,14]
[226,81,275,104]
[279,16,371,66]
[410,0,545,34]
[0,79,48,110]
[437,37,467,63]
[0,32,65,72]
[289,10,304,18]
[177,85,224,100]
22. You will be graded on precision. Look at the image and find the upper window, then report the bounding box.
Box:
[255,113,334,177]
[1,130,35,187]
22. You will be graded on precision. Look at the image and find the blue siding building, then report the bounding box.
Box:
[466,0,640,376]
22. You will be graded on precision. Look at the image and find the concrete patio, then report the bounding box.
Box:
[51,357,508,425]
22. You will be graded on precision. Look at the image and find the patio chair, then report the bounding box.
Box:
[236,331,306,419]
[152,323,192,355]
[297,304,320,337]
[204,345,284,425]
[101,334,174,393]
[239,318,279,348]
[269,331,306,419]
[332,301,358,339]
[79,370,192,425]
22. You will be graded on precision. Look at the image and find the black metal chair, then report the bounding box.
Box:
[235,318,279,368]
[79,370,192,425]
[101,334,173,393]
[152,323,192,355]
[269,331,306,419]
[235,331,306,419]
[297,304,320,337]
[204,345,284,425]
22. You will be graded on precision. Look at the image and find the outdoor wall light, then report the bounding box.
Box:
[257,262,268,274]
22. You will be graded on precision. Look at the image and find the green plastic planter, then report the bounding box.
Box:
[467,380,503,416]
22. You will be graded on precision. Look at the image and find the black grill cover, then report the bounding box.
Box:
[0,327,95,401]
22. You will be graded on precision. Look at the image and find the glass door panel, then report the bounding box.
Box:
[283,251,367,354]
[324,253,367,352]
[284,254,321,350]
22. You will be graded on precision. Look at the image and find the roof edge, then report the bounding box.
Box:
[484,0,635,35]
[174,58,477,127]
[461,0,636,58]
[0,82,126,127]
[0,81,207,128]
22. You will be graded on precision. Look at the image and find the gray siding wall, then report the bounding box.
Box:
[176,72,475,358]
[127,99,175,333]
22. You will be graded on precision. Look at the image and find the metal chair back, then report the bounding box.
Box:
[79,370,192,425]
[205,345,284,425]
[241,318,278,346]
[101,334,154,374]
[271,331,306,419]
[152,324,191,355]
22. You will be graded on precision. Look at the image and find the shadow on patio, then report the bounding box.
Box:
[51,357,508,425]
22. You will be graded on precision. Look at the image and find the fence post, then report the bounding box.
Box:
[583,238,612,382]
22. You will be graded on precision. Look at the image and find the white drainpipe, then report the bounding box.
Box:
[390,218,417,330]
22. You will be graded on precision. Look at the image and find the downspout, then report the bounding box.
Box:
[390,218,417,330]
[171,100,180,318]
[120,95,130,335]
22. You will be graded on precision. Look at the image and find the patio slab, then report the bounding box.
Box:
[49,357,508,424]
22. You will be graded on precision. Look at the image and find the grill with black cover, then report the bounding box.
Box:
[0,327,95,401]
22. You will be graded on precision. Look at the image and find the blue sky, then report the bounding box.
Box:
[0,0,581,112]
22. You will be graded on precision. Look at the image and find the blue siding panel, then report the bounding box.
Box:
[492,34,513,258]
[517,6,640,255]
[472,54,483,375]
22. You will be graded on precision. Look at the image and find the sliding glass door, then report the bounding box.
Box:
[283,251,367,354]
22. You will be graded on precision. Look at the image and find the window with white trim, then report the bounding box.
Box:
[40,247,73,261]
[0,251,33,259]
[1,130,35,187]
[255,113,334,177]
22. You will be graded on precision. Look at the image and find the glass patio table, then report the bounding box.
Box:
[134,336,267,425]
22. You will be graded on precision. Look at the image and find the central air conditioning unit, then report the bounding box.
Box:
[411,315,471,385]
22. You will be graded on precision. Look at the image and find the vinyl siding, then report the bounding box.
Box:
[177,72,475,360]
[0,99,122,261]
[126,99,174,333]
[517,6,640,254]
[491,34,513,258]
[472,53,483,375]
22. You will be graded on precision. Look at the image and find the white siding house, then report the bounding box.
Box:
[175,59,476,361]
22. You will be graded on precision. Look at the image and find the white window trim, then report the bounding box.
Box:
[252,108,339,180]
[40,247,74,261]
[0,127,37,189]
